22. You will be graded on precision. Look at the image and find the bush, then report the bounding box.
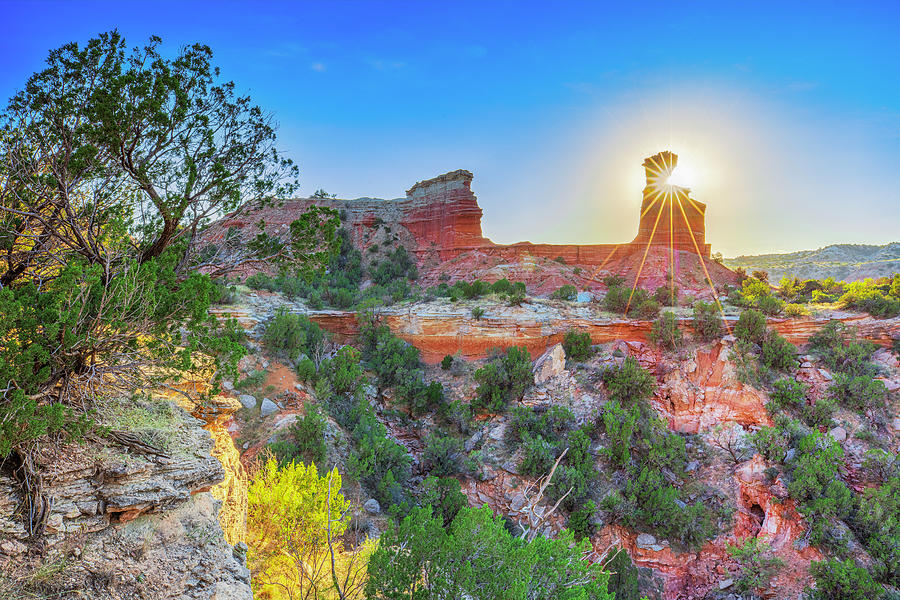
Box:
[735,309,767,344]
[760,331,797,372]
[751,426,789,463]
[650,311,682,351]
[471,306,485,320]
[562,329,592,361]
[604,549,642,600]
[567,500,597,541]
[296,358,317,383]
[727,537,784,593]
[419,476,467,526]
[829,373,887,411]
[423,434,462,477]
[756,294,784,316]
[604,285,649,314]
[788,432,853,541]
[263,308,325,362]
[852,477,900,584]
[601,400,639,467]
[602,356,656,405]
[692,301,723,341]
[632,298,661,319]
[440,355,453,370]
[768,378,806,413]
[810,321,878,377]
[507,405,576,444]
[471,346,533,413]
[270,405,328,466]
[246,272,276,291]
[809,558,883,600]
[784,303,808,317]
[365,506,611,599]
[803,395,837,428]
[654,285,678,306]
[550,284,577,301]
[519,433,559,477]
[321,346,365,396]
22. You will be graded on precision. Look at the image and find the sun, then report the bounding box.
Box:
[665,163,694,188]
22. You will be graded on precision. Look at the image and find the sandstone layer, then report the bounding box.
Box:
[0,399,250,599]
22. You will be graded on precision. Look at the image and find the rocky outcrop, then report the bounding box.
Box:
[0,399,251,599]
[654,338,772,434]
[532,343,567,384]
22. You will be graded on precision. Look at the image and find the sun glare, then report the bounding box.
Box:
[665,164,693,188]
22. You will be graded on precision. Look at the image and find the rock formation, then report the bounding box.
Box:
[201,152,727,290]
[0,398,251,599]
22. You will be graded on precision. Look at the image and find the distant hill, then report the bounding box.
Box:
[724,242,900,282]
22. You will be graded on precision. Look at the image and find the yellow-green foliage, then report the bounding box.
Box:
[248,458,372,599]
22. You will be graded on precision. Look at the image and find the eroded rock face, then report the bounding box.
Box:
[0,401,250,599]
[654,339,772,434]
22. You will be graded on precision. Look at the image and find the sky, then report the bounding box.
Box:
[2,0,899,256]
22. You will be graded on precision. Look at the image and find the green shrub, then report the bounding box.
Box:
[620,467,714,550]
[783,303,808,317]
[810,321,878,377]
[296,358,317,382]
[491,278,513,295]
[768,378,806,413]
[423,434,462,477]
[788,432,853,542]
[562,329,593,361]
[360,323,421,388]
[419,476,467,526]
[507,405,575,444]
[851,477,900,584]
[471,306,485,320]
[246,272,276,291]
[604,286,649,314]
[602,356,656,405]
[262,308,325,361]
[726,538,784,593]
[751,426,789,463]
[803,395,837,428]
[829,373,887,411]
[650,311,682,351]
[507,291,526,306]
[604,549,642,600]
[567,500,596,541]
[759,331,796,372]
[692,301,723,341]
[734,309,767,344]
[632,298,661,319]
[809,558,883,600]
[346,398,412,508]
[601,400,638,467]
[550,284,577,301]
[321,346,365,395]
[519,433,559,477]
[440,354,453,370]
[756,294,784,316]
[654,285,678,306]
[471,346,533,413]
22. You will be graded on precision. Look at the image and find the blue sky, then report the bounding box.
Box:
[2,0,899,255]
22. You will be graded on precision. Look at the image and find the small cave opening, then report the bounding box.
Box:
[748,503,765,536]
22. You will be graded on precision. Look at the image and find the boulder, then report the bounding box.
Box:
[237,394,257,410]
[533,343,567,384]
[364,499,381,515]
[828,426,847,443]
[260,398,279,417]
[636,533,657,549]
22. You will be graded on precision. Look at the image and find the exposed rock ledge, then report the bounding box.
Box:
[0,400,251,599]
